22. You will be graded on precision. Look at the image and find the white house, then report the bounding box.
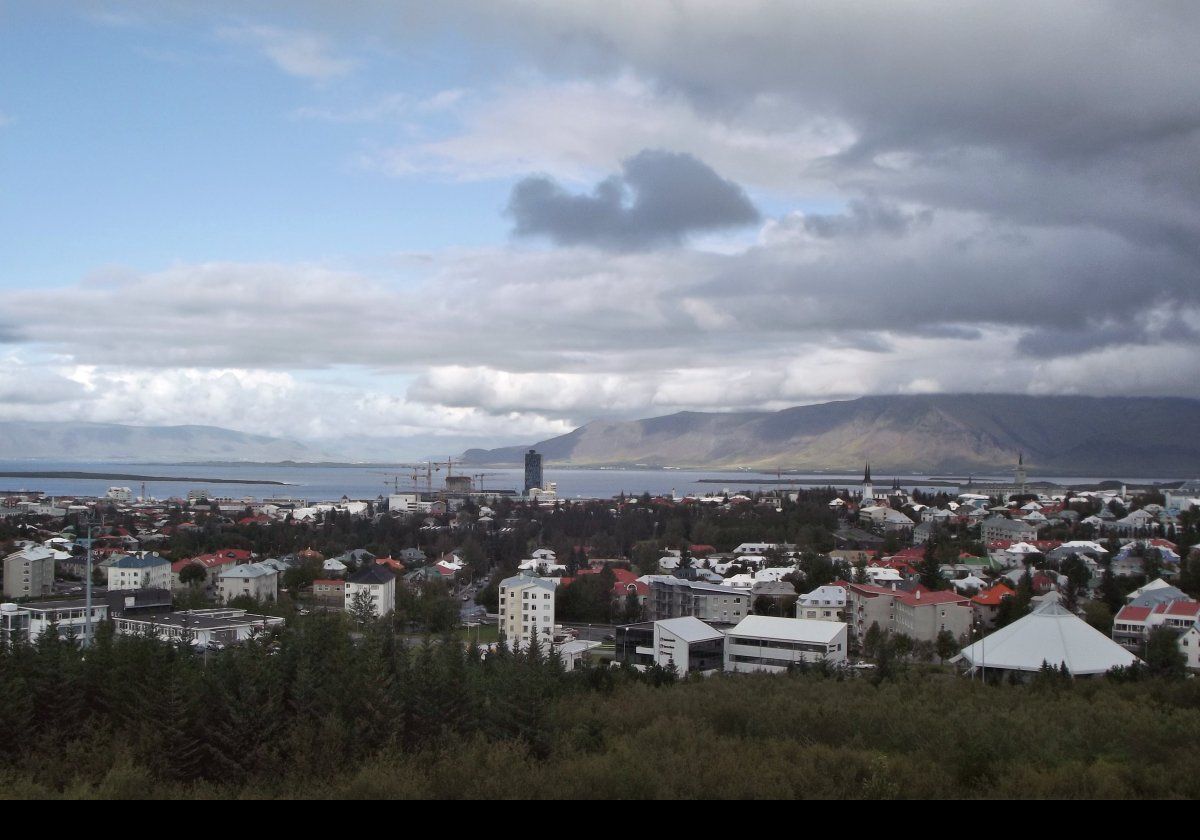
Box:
[216,562,280,604]
[344,564,396,618]
[796,585,847,622]
[724,615,849,673]
[106,554,171,592]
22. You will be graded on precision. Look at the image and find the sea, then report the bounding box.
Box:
[0,460,1180,503]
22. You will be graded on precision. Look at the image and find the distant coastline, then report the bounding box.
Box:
[0,470,290,486]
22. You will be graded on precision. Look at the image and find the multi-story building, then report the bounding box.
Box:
[3,546,56,599]
[113,608,283,648]
[651,616,726,675]
[524,449,544,495]
[796,584,848,622]
[1113,599,1200,652]
[645,576,750,625]
[982,516,1038,545]
[0,598,110,641]
[107,554,171,592]
[216,562,280,604]
[892,589,973,644]
[724,615,848,673]
[312,578,345,605]
[844,582,903,644]
[344,564,396,618]
[499,573,556,648]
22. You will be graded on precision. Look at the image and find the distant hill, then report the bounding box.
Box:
[0,421,341,463]
[462,394,1200,475]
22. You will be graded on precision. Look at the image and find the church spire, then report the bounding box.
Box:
[863,462,871,483]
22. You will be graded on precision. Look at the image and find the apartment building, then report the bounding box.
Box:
[645,576,750,625]
[3,546,56,599]
[499,573,557,648]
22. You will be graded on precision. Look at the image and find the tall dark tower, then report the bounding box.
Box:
[861,462,874,502]
[1015,452,1027,493]
[524,449,544,495]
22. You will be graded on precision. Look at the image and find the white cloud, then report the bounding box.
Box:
[220,24,356,81]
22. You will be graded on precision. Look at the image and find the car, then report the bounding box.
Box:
[603,634,615,642]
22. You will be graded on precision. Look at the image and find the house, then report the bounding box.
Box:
[498,573,556,649]
[107,554,171,592]
[650,616,725,675]
[312,579,345,605]
[344,565,396,618]
[956,601,1141,679]
[724,615,848,673]
[1179,626,1200,673]
[795,585,847,622]
[171,549,248,593]
[3,546,56,599]
[216,562,280,604]
[1112,599,1200,652]
[971,583,1016,629]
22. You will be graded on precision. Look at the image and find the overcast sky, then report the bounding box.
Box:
[2,2,1198,456]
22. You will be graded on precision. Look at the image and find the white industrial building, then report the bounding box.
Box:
[650,616,726,675]
[724,615,849,673]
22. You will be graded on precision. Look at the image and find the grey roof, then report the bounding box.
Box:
[348,564,396,585]
[655,616,724,643]
[218,562,279,580]
[109,553,169,569]
[499,573,556,592]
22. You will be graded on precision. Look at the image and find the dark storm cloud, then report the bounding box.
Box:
[507,149,760,249]
[803,197,932,238]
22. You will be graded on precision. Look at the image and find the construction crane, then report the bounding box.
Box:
[473,472,501,492]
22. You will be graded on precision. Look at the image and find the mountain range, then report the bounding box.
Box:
[461,394,1200,475]
[0,421,340,463]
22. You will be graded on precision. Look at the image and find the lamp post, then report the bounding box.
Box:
[83,516,96,648]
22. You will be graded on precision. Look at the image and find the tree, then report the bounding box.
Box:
[935,630,959,663]
[179,563,207,588]
[1083,601,1113,635]
[1144,627,1186,680]
[348,588,378,628]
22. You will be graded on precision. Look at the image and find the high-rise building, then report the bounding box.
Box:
[524,449,544,495]
[498,573,556,649]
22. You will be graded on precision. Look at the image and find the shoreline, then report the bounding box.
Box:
[0,470,291,486]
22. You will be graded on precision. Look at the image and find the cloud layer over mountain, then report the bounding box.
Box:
[3,2,1198,448]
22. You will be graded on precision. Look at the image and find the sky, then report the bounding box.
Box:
[1,1,1198,458]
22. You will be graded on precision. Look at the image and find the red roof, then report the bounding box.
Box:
[312,579,343,587]
[173,549,250,572]
[1155,600,1200,618]
[1115,605,1152,622]
[897,590,970,608]
[971,583,1015,606]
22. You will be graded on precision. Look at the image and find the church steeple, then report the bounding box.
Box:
[1015,451,1027,492]
[861,462,874,502]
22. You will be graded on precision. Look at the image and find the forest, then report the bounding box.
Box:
[2,612,1199,800]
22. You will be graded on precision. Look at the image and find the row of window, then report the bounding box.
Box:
[727,637,838,654]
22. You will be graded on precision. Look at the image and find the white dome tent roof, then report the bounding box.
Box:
[956,600,1141,677]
